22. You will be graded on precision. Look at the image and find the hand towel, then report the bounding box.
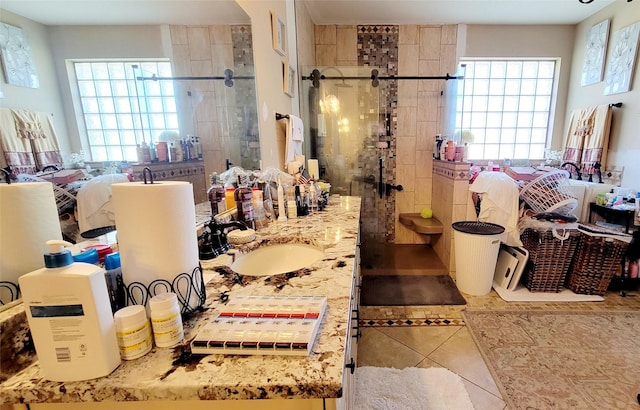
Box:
[562,104,612,177]
[11,109,46,139]
[30,112,64,170]
[0,108,37,174]
[284,114,304,167]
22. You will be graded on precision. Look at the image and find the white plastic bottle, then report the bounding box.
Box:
[114,305,153,360]
[149,292,184,347]
[18,240,121,381]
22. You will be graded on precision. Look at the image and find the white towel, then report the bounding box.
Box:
[284,114,304,167]
[470,171,523,247]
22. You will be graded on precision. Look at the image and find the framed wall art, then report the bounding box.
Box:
[581,19,609,86]
[0,22,39,88]
[271,12,286,56]
[283,61,296,97]
[603,21,640,95]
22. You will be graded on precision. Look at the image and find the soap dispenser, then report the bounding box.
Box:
[18,240,121,381]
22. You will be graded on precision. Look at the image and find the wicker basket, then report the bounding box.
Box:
[520,227,581,292]
[567,225,631,296]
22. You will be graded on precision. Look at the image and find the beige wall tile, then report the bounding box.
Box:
[395,189,415,213]
[337,26,357,63]
[396,164,416,193]
[417,91,439,123]
[316,45,337,66]
[397,80,418,108]
[396,106,417,137]
[398,44,419,76]
[399,25,419,44]
[315,25,336,44]
[336,59,358,67]
[441,25,457,45]
[415,150,433,178]
[453,181,470,205]
[210,44,234,71]
[187,26,212,60]
[395,222,415,244]
[171,44,192,75]
[439,44,458,74]
[417,121,437,151]
[209,25,232,45]
[452,204,467,223]
[414,177,432,206]
[397,136,417,165]
[418,26,442,60]
[418,60,444,92]
[170,25,188,45]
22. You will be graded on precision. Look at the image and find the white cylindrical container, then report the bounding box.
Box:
[149,293,184,347]
[114,305,153,360]
[452,221,505,296]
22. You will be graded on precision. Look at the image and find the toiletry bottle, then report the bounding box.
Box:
[18,240,121,381]
[234,174,255,229]
[251,187,268,229]
[295,185,308,216]
[208,173,227,217]
[104,252,126,313]
[149,292,184,348]
[287,186,298,219]
[276,177,287,222]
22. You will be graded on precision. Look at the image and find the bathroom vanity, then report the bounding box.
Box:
[0,196,361,410]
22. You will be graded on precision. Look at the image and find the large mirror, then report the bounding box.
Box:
[0,0,260,309]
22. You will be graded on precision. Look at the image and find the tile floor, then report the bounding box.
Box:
[356,244,640,409]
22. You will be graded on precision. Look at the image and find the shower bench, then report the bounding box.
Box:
[399,213,443,235]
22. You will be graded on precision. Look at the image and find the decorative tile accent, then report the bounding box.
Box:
[359,318,465,327]
[357,25,399,242]
[432,160,471,181]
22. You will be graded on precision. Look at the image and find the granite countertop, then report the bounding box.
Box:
[0,196,361,404]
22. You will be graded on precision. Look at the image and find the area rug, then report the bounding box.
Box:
[354,366,474,410]
[360,275,466,306]
[493,283,604,302]
[463,310,640,409]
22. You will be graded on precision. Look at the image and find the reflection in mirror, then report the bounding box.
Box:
[133,24,260,180]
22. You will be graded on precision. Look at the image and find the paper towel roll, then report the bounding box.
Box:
[112,181,200,310]
[0,182,62,302]
[308,159,319,181]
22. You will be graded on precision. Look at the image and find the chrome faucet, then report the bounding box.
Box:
[198,219,247,260]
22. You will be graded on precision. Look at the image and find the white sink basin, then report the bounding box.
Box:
[230,243,325,276]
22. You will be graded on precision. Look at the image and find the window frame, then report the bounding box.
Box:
[455,58,560,162]
[69,59,179,163]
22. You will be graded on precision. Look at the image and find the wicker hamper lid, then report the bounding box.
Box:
[452,221,505,235]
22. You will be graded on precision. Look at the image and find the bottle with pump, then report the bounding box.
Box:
[18,240,121,381]
[208,173,227,217]
[234,174,255,229]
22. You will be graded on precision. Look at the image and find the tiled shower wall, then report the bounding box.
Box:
[169,24,256,179]
[314,24,459,245]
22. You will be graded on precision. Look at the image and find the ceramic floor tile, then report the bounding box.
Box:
[356,328,426,369]
[376,325,460,357]
[460,379,507,410]
[427,327,501,397]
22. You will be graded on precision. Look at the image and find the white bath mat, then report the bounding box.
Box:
[354,366,475,410]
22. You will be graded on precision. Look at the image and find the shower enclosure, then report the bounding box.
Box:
[301,66,397,244]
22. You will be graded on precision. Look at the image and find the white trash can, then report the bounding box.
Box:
[452,221,505,296]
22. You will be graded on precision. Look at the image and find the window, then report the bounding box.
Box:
[73,60,179,162]
[455,59,557,161]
